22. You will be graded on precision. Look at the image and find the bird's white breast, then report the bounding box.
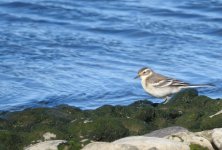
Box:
[141,79,180,98]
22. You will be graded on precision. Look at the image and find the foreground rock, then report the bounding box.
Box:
[145,126,213,149]
[83,136,190,150]
[83,127,222,150]
[0,89,222,150]
[165,131,213,150]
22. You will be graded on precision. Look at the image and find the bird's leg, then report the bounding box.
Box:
[163,96,171,104]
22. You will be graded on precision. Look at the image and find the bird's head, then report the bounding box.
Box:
[135,67,153,80]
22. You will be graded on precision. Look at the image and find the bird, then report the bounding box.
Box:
[135,67,213,104]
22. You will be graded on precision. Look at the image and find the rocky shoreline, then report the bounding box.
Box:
[0,89,222,150]
[83,127,222,150]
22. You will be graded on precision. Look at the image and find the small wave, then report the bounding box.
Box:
[0,12,71,25]
[0,1,46,9]
[205,28,222,37]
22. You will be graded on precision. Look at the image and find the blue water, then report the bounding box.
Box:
[0,0,222,111]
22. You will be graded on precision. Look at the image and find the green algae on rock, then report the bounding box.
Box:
[190,144,209,150]
[0,89,222,150]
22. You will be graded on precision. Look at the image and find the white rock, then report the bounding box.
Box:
[212,128,222,150]
[165,131,213,150]
[43,132,56,141]
[24,140,66,150]
[194,129,213,142]
[82,142,138,150]
[209,109,222,118]
[82,136,189,150]
[114,136,189,150]
[84,119,93,123]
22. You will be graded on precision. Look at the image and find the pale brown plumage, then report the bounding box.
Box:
[136,67,213,103]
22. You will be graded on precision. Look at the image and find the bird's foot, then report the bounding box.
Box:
[163,96,171,104]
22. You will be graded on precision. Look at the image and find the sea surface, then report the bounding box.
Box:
[0,0,222,111]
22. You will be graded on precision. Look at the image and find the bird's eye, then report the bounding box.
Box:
[143,69,150,74]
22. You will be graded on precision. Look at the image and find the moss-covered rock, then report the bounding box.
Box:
[68,117,129,142]
[0,89,221,149]
[190,144,209,150]
[0,130,23,150]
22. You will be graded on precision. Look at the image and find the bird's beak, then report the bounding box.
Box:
[134,75,140,79]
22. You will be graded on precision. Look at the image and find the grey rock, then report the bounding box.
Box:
[144,126,188,138]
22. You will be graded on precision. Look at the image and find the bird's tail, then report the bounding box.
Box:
[184,84,214,88]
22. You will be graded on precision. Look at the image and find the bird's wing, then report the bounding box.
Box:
[151,74,189,88]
